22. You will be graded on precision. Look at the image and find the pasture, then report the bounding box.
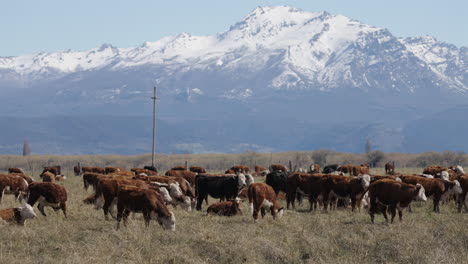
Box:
[0,165,467,264]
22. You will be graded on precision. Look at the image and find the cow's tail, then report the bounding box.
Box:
[247,186,254,214]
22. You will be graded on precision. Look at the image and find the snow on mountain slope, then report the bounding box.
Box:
[0,5,466,95]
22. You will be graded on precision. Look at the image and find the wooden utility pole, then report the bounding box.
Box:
[151,85,157,167]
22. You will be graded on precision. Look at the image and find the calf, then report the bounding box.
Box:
[322,174,371,211]
[368,179,427,223]
[195,174,246,210]
[0,204,37,225]
[116,186,175,230]
[207,199,242,216]
[248,183,283,221]
[27,182,67,218]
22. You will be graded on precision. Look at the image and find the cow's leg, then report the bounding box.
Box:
[408,204,412,213]
[143,211,151,227]
[60,202,67,218]
[398,208,403,222]
[287,191,296,210]
[116,206,123,230]
[389,206,397,223]
[103,197,113,220]
[260,206,266,218]
[122,209,130,227]
[253,204,261,221]
[308,196,314,212]
[457,194,464,213]
[196,195,205,211]
[38,203,47,216]
[382,206,389,223]
[351,198,357,212]
[464,193,468,212]
[433,197,440,213]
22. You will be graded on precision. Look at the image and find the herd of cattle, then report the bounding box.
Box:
[1,162,468,229]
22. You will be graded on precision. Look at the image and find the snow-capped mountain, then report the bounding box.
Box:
[0,6,467,154]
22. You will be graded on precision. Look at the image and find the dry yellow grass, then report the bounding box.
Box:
[0,166,467,264]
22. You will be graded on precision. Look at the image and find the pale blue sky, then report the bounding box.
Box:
[1,0,466,56]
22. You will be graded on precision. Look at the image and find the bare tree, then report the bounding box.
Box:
[23,140,31,156]
[367,150,385,168]
[311,149,330,166]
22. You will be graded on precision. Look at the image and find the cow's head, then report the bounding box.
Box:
[360,174,371,189]
[415,183,427,202]
[455,165,465,175]
[449,180,463,195]
[274,207,284,219]
[168,183,191,211]
[245,174,255,186]
[156,211,176,231]
[19,204,37,220]
[237,174,247,188]
[157,187,173,204]
[440,171,449,181]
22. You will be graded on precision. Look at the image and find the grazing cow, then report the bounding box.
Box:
[0,174,29,202]
[322,164,339,174]
[189,166,206,173]
[94,178,149,220]
[229,165,250,174]
[0,204,37,225]
[82,167,106,174]
[8,168,25,174]
[195,174,246,210]
[286,173,328,211]
[135,175,195,200]
[171,166,187,171]
[384,162,395,175]
[248,183,283,221]
[400,175,451,212]
[270,164,288,172]
[41,171,56,183]
[322,174,371,211]
[116,186,175,230]
[255,165,267,173]
[207,198,242,216]
[131,168,158,176]
[42,166,61,176]
[308,164,321,173]
[368,179,427,223]
[27,182,67,218]
[165,170,197,186]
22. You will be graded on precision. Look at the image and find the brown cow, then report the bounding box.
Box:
[322,174,371,211]
[248,183,283,221]
[229,165,250,174]
[94,178,150,219]
[337,164,354,175]
[41,171,56,183]
[423,165,447,176]
[352,165,370,176]
[225,169,236,174]
[135,175,195,200]
[270,164,288,172]
[0,174,29,202]
[456,175,468,212]
[82,166,106,174]
[254,165,267,172]
[368,179,427,223]
[400,175,455,212]
[384,162,395,175]
[189,166,206,173]
[286,173,328,210]
[165,170,197,186]
[82,173,104,191]
[0,204,37,225]
[10,173,34,184]
[8,168,25,174]
[116,186,176,230]
[27,182,68,218]
[207,199,242,216]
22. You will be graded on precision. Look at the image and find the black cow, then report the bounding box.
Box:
[322,164,339,174]
[195,174,247,211]
[266,171,303,204]
[143,166,158,172]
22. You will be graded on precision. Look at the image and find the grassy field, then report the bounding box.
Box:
[1,167,467,264]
